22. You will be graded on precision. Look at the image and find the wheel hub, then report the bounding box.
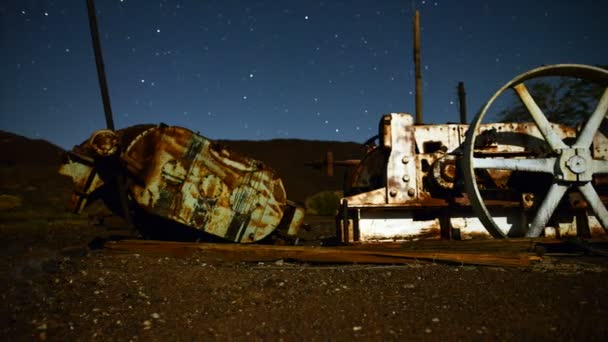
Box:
[556,148,593,182]
[566,155,586,174]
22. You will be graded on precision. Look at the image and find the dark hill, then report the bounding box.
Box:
[0,131,364,204]
[0,131,72,212]
[219,139,364,203]
[0,130,65,166]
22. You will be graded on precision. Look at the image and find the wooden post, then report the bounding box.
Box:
[413,10,423,124]
[458,82,467,124]
[326,151,334,177]
[86,0,115,131]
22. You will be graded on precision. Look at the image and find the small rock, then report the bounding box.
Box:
[353,326,362,332]
[0,194,22,210]
[151,313,160,319]
[41,259,60,273]
[425,328,432,333]
[432,317,440,323]
[60,246,88,257]
[275,259,284,266]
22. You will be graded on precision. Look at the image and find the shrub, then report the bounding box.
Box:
[305,191,342,216]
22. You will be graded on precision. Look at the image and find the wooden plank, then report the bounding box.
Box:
[103,240,542,267]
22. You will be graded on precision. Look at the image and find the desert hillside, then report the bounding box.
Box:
[0,130,363,205]
[219,139,364,203]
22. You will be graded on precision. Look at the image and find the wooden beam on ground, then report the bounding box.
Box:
[103,240,544,267]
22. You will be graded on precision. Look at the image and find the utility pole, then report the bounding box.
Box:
[86,0,115,131]
[458,82,467,124]
[413,10,423,124]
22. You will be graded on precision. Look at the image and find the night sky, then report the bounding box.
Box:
[1,0,606,149]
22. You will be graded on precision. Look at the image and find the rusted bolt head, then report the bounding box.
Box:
[401,156,409,164]
[407,188,416,196]
[441,163,457,181]
[88,129,118,157]
[402,175,410,182]
[389,189,398,197]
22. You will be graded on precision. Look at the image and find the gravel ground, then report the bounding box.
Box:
[2,220,608,341]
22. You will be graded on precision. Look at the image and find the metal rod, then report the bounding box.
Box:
[326,151,334,177]
[458,81,467,124]
[86,0,115,131]
[413,10,423,124]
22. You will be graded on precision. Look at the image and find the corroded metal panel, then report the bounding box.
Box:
[384,113,418,204]
[122,125,288,243]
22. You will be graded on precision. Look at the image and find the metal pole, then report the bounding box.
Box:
[85,0,136,235]
[413,10,423,124]
[458,81,467,124]
[86,0,115,131]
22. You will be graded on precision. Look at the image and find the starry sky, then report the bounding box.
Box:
[1,0,606,149]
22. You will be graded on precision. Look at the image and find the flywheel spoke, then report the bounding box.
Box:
[513,83,568,150]
[525,183,569,237]
[578,182,608,232]
[473,156,555,173]
[574,87,608,149]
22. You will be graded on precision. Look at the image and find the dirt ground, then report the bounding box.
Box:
[2,218,608,341]
[2,131,608,341]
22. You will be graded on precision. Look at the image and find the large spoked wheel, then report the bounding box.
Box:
[463,64,608,238]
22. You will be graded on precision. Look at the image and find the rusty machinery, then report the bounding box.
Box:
[337,64,608,242]
[59,125,304,242]
[58,0,303,243]
[61,2,608,244]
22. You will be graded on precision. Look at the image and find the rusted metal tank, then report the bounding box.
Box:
[60,124,304,243]
[337,64,608,242]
